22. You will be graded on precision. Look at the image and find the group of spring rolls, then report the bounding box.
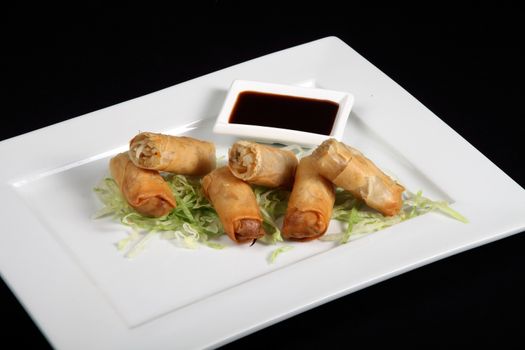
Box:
[110,132,405,244]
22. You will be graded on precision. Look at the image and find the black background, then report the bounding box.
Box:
[2,2,524,348]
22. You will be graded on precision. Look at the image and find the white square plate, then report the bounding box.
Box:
[1,37,524,349]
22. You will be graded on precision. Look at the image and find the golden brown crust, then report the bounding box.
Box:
[228,141,298,188]
[282,156,335,241]
[202,167,265,243]
[312,139,405,216]
[128,132,216,175]
[109,153,176,217]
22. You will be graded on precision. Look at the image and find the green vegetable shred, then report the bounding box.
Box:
[94,174,466,260]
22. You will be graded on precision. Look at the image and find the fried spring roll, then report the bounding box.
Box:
[128,132,216,175]
[282,156,335,241]
[109,153,176,217]
[202,167,265,243]
[312,139,405,216]
[228,140,298,188]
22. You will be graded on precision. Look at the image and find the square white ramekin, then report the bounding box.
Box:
[213,80,354,146]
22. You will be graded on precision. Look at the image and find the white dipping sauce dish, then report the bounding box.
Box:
[213,80,354,146]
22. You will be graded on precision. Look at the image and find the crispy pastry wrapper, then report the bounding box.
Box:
[202,167,265,243]
[312,139,405,216]
[128,132,216,175]
[282,156,335,241]
[228,140,298,188]
[109,152,176,217]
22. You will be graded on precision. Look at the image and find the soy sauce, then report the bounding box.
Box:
[228,91,339,135]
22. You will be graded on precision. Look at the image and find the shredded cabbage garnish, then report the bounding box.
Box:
[93,175,292,257]
[253,186,289,244]
[94,172,467,260]
[94,175,226,256]
[322,189,468,244]
[268,245,294,264]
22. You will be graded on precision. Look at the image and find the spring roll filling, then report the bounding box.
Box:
[131,139,161,168]
[229,144,257,177]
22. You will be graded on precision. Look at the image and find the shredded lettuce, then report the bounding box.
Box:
[323,189,468,244]
[268,245,294,264]
[403,190,468,223]
[253,186,289,244]
[94,175,292,256]
[93,178,133,218]
[94,175,226,256]
[253,186,295,262]
[94,172,467,259]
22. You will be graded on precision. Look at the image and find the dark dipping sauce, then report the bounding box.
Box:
[228,91,339,135]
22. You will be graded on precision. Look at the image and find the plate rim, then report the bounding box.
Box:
[1,36,524,349]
